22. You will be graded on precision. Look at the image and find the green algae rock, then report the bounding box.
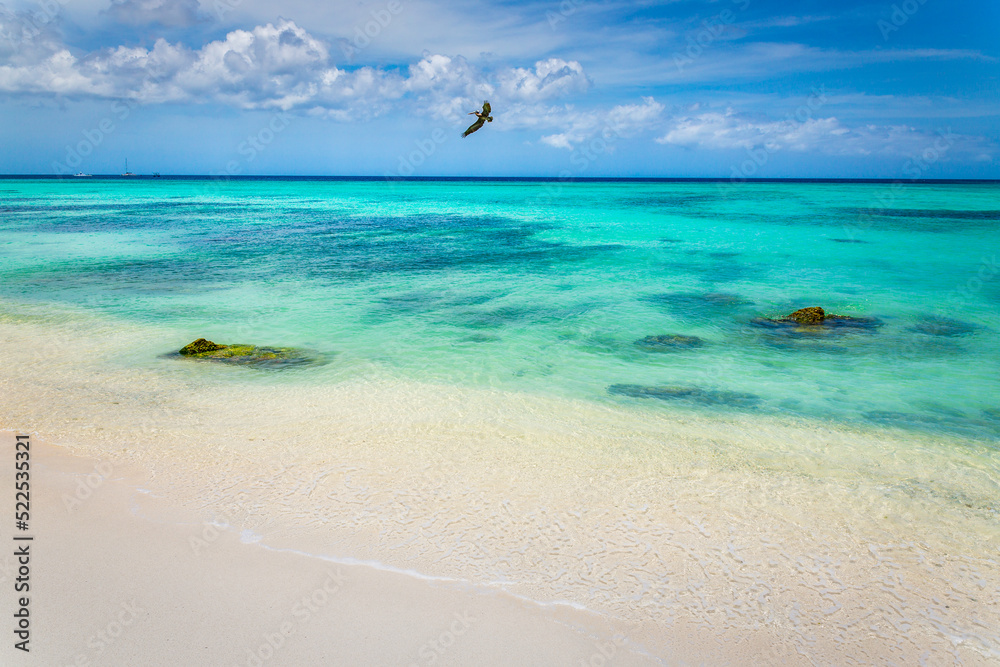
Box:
[179,338,226,355]
[751,307,881,334]
[786,306,826,324]
[173,339,324,368]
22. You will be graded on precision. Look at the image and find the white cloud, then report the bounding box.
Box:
[496,58,590,101]
[0,18,353,108]
[537,96,665,149]
[0,6,65,65]
[171,20,339,109]
[3,7,990,163]
[400,53,489,120]
[607,96,665,134]
[395,54,592,123]
[657,110,843,151]
[0,17,592,122]
[655,108,993,158]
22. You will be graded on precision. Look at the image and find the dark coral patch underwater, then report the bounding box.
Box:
[608,384,762,407]
[909,315,980,337]
[634,334,705,351]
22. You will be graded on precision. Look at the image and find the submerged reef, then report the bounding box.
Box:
[643,291,754,310]
[608,384,761,407]
[634,334,705,351]
[909,315,979,337]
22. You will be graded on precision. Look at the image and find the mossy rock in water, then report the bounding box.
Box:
[173,339,324,368]
[786,306,826,324]
[635,334,705,351]
[751,307,881,335]
[179,338,226,355]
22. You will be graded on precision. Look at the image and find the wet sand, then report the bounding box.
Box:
[0,432,670,666]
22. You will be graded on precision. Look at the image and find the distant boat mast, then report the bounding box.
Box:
[122,158,135,176]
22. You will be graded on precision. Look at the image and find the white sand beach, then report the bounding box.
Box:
[1,433,675,666]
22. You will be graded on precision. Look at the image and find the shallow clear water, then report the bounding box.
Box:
[2,177,997,440]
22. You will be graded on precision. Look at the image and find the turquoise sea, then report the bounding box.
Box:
[1,177,998,441]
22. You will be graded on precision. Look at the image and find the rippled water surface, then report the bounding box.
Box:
[2,177,998,439]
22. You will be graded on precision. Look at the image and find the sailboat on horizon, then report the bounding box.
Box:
[122,158,135,177]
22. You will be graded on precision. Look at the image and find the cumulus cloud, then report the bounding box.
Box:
[0,18,356,108]
[395,54,593,123]
[9,10,983,161]
[496,58,590,101]
[170,20,345,109]
[0,18,593,123]
[400,53,489,120]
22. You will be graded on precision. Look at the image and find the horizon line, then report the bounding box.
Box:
[2,175,999,184]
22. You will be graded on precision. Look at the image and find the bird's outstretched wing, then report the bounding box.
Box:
[462,116,486,137]
[482,101,491,116]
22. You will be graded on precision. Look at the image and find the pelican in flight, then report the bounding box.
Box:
[462,101,493,138]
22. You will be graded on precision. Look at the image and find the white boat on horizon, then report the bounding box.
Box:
[122,158,135,176]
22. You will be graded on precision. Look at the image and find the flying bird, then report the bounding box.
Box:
[462,101,493,138]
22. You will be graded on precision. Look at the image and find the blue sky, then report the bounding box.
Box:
[0,0,997,177]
